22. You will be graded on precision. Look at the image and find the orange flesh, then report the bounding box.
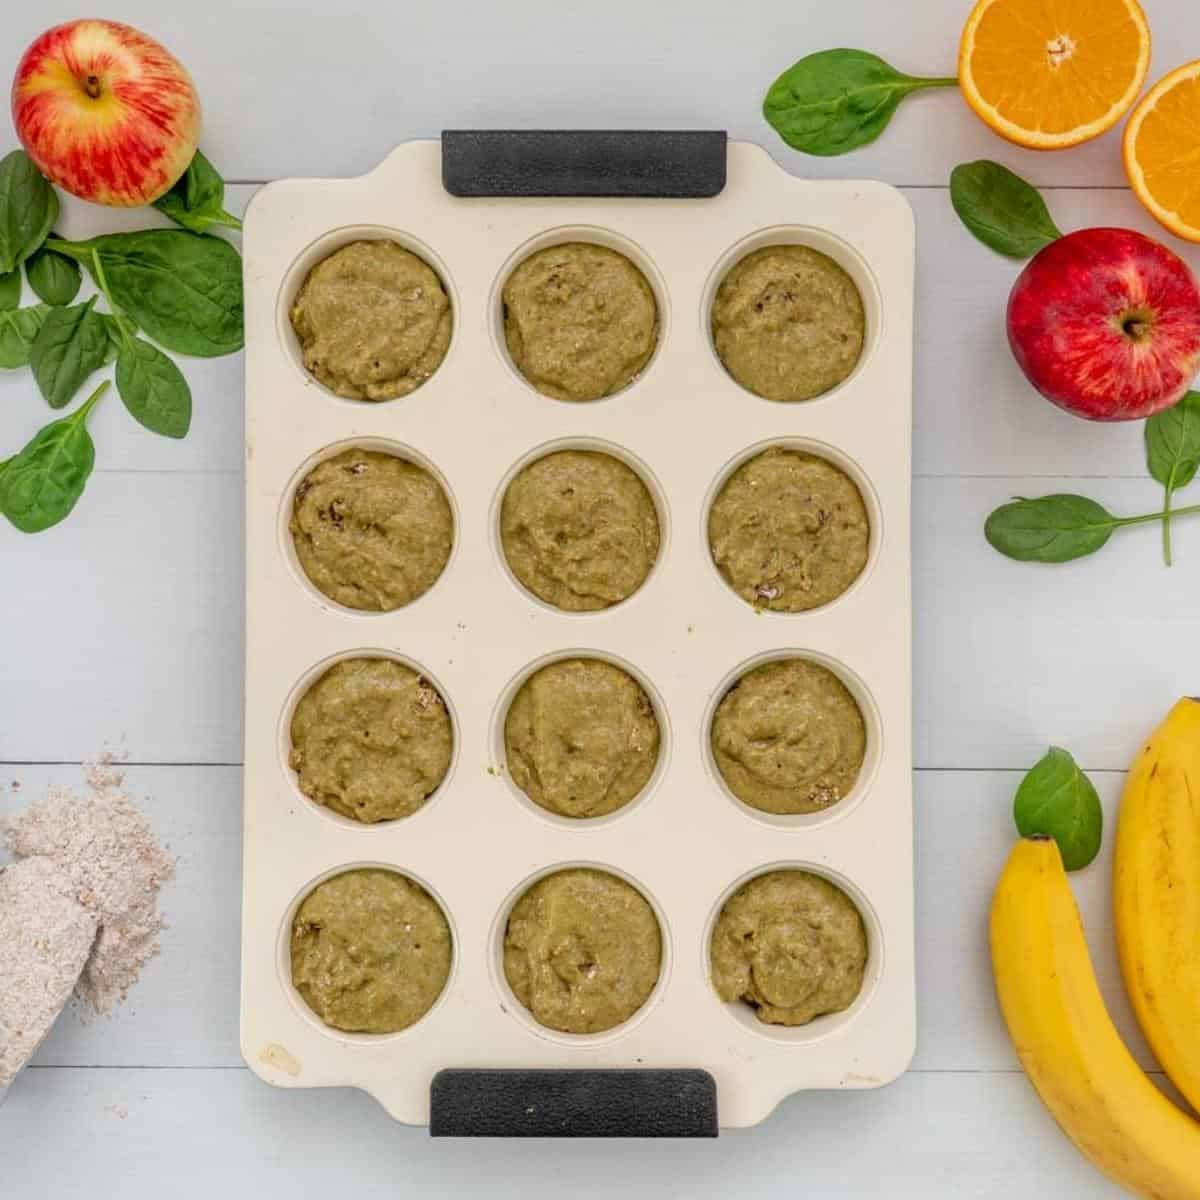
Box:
[963,0,1147,141]
[1132,72,1200,227]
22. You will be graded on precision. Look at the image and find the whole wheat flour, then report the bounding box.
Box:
[2,759,175,1019]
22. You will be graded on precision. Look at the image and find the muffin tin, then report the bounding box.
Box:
[241,136,915,1131]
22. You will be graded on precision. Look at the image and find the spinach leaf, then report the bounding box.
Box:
[45,230,244,357]
[25,238,81,306]
[985,494,1118,562]
[152,150,242,235]
[0,304,50,368]
[1145,391,1200,566]
[0,380,107,533]
[0,268,20,311]
[100,312,137,364]
[1014,747,1103,871]
[116,337,191,438]
[0,150,58,274]
[29,297,109,408]
[763,49,957,156]
[950,160,1062,258]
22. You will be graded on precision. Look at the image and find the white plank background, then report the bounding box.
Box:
[2,0,1200,1194]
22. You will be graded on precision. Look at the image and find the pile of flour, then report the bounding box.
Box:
[0,760,175,1088]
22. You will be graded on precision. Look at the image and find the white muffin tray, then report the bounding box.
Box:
[240,137,915,1132]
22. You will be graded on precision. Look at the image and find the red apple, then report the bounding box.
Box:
[1007,228,1200,421]
[11,20,201,207]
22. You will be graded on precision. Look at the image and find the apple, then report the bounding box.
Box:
[1007,228,1200,422]
[11,20,201,208]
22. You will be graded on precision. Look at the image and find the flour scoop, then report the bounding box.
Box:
[0,856,97,1104]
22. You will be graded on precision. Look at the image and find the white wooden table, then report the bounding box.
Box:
[2,1,1198,1194]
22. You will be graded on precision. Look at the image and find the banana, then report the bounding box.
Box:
[1115,697,1200,1116]
[991,836,1200,1198]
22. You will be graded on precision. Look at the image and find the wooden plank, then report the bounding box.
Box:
[1,765,241,1069]
[914,475,1200,773]
[9,0,1192,189]
[3,472,1194,768]
[0,474,244,765]
[1,765,1162,1078]
[2,1066,1127,1197]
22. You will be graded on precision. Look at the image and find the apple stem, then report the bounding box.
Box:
[1120,312,1153,342]
[84,75,102,100]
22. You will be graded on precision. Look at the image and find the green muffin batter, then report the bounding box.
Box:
[710,870,868,1027]
[708,446,870,612]
[500,450,660,611]
[711,658,866,814]
[290,868,452,1034]
[503,242,658,401]
[503,869,662,1034]
[711,244,865,402]
[289,657,453,823]
[290,447,453,612]
[505,658,660,819]
[290,239,452,401]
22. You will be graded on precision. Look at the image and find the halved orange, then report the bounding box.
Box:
[959,0,1151,150]
[1124,60,1200,243]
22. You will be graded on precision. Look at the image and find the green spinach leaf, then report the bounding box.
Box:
[25,237,81,306]
[764,49,957,156]
[116,337,191,438]
[100,312,137,364]
[985,492,1200,565]
[950,160,1062,258]
[1145,391,1200,566]
[152,150,242,235]
[0,268,20,311]
[45,230,244,357]
[985,494,1118,562]
[0,150,58,274]
[29,297,108,408]
[0,304,50,368]
[1014,747,1103,871]
[0,380,107,533]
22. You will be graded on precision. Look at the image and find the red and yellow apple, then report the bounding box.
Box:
[1007,228,1200,422]
[11,20,201,207]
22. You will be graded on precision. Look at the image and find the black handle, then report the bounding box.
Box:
[430,1069,718,1138]
[441,130,726,198]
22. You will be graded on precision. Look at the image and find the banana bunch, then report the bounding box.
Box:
[991,699,1200,1198]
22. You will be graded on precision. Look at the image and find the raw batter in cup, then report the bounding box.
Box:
[502,242,658,401]
[711,244,865,402]
[289,657,453,823]
[504,658,660,819]
[500,450,660,611]
[708,446,870,612]
[710,869,868,1026]
[290,868,452,1033]
[290,239,451,401]
[290,447,453,612]
[503,868,661,1034]
[711,657,866,814]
